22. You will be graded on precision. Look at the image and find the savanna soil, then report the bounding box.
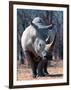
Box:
[17,60,63,80]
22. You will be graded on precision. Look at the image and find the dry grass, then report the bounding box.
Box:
[17,60,63,81]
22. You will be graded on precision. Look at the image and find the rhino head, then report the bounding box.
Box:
[33,34,56,60]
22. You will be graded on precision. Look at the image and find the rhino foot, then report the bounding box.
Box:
[37,73,45,77]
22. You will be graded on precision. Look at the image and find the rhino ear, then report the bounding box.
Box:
[31,21,38,29]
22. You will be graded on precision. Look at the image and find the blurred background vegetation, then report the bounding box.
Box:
[17,9,63,64]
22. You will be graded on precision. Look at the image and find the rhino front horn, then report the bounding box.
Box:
[45,34,56,52]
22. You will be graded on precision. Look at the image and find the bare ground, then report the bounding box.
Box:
[17,60,63,81]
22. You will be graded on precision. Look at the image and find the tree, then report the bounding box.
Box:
[17,9,63,64]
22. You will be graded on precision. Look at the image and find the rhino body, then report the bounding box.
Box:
[21,17,56,77]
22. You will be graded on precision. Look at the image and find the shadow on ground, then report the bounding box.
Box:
[47,74,63,77]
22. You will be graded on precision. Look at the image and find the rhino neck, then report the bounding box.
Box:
[31,21,38,30]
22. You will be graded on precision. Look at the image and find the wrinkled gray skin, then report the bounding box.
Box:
[21,21,55,77]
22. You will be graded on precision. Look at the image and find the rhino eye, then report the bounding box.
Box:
[39,43,42,47]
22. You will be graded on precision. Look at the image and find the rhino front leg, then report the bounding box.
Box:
[37,61,45,77]
[43,62,49,75]
[31,61,38,78]
[43,54,52,75]
[24,51,37,77]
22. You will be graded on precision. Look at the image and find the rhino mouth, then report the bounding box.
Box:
[42,53,52,61]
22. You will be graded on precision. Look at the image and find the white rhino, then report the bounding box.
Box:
[21,17,56,77]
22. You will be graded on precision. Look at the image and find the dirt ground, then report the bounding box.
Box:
[17,60,63,81]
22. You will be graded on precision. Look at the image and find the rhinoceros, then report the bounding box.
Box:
[21,17,56,77]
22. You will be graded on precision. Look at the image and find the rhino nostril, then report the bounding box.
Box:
[44,56,47,58]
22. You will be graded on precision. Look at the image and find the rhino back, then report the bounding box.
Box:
[21,25,38,52]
